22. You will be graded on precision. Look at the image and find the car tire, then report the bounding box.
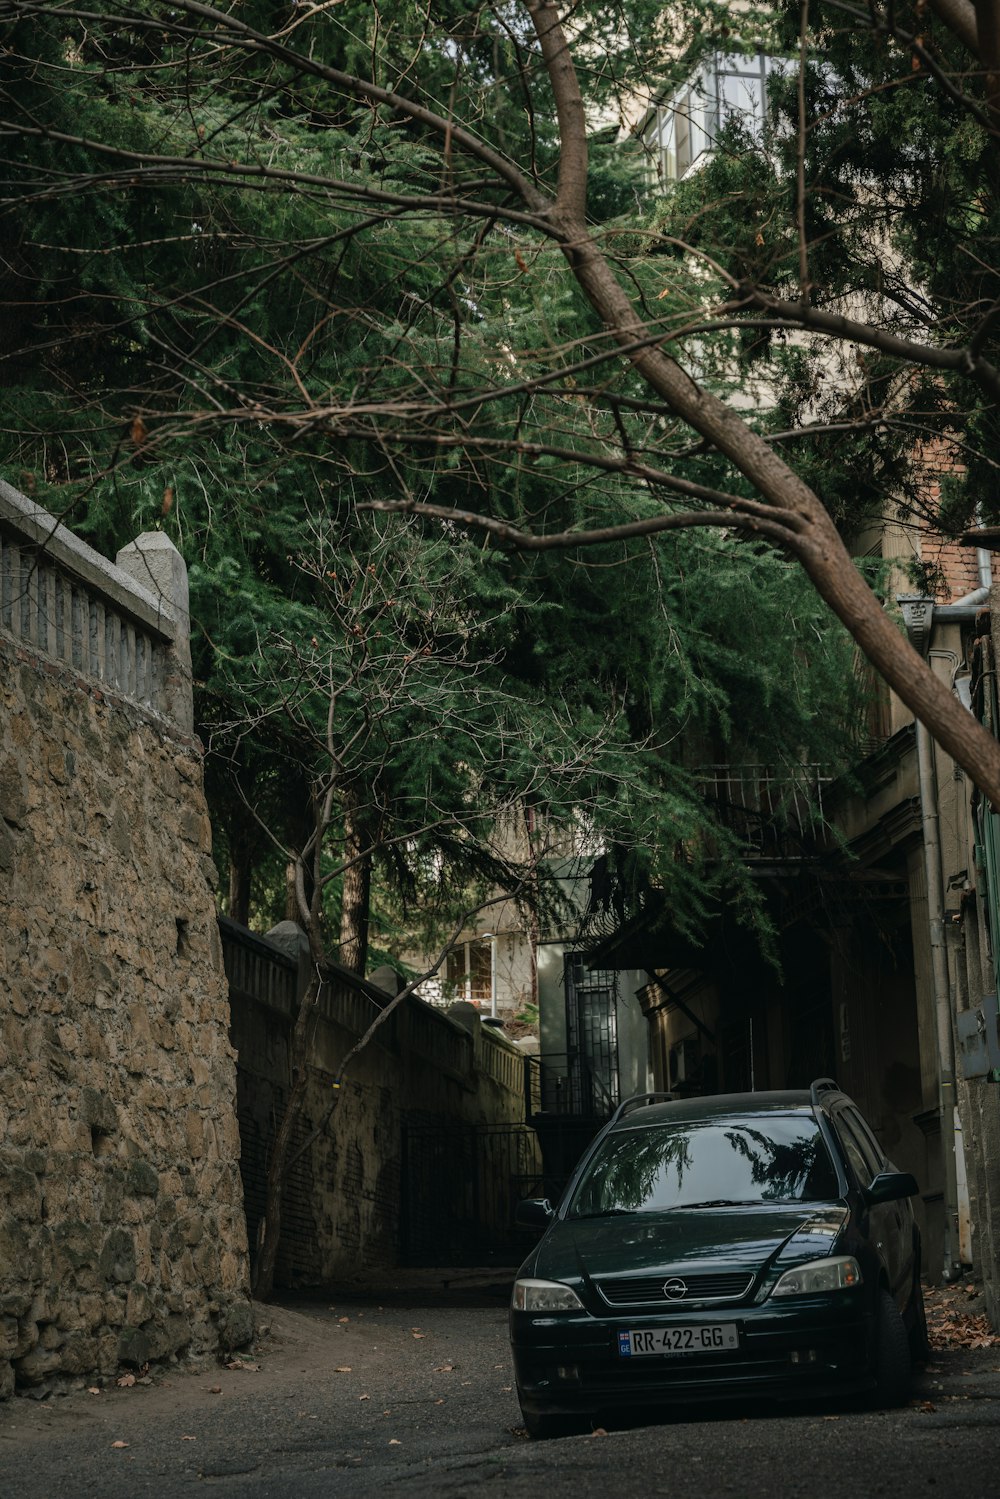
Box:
[521,1407,589,1440]
[907,1272,932,1365]
[866,1287,913,1409]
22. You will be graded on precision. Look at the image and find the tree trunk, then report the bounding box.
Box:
[284,861,299,923]
[227,834,253,928]
[528,0,1000,808]
[339,792,371,975]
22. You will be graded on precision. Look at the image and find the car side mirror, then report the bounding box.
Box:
[515,1198,555,1229]
[865,1170,919,1206]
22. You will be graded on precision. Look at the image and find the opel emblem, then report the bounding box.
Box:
[663,1277,687,1300]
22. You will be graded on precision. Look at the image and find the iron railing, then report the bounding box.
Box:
[696,762,832,857]
[400,1121,544,1265]
[523,1051,617,1123]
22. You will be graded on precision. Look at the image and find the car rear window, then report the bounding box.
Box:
[567,1116,840,1216]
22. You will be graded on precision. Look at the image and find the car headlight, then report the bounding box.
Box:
[771,1255,862,1297]
[512,1278,585,1312]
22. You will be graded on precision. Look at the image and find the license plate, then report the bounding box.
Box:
[618,1324,739,1357]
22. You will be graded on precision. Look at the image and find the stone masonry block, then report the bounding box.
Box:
[14,1345,63,1386]
[0,1317,18,1359]
[80,1087,118,1135]
[99,1229,136,1285]
[125,1160,159,1198]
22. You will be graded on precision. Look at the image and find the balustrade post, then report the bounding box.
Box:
[115,532,192,731]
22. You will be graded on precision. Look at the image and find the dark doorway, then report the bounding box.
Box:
[400,1122,543,1266]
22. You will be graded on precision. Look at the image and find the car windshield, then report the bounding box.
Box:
[567,1116,839,1217]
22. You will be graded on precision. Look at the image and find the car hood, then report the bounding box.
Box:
[532,1203,847,1285]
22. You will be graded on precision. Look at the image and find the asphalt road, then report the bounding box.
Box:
[1,1287,998,1499]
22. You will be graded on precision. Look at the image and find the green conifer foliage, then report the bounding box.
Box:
[1,0,868,959]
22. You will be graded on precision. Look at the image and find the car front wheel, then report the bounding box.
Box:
[866,1288,913,1408]
[520,1406,591,1440]
[907,1272,931,1364]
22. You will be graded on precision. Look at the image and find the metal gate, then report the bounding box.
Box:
[400,1121,544,1266]
[565,958,620,1116]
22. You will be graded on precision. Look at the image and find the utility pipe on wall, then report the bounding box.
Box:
[900,594,966,1282]
[915,709,963,1282]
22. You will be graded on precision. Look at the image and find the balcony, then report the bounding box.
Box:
[696,762,832,862]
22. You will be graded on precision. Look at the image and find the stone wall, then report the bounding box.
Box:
[223,920,539,1282]
[0,483,252,1398]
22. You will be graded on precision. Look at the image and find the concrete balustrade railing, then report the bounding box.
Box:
[0,480,192,732]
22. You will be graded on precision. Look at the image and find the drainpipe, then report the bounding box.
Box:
[917,691,963,1282]
[899,596,962,1280]
[950,523,993,608]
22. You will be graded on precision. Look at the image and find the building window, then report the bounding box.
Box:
[642,50,777,187]
[445,939,493,1006]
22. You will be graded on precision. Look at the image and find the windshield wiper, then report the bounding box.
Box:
[675,1199,759,1209]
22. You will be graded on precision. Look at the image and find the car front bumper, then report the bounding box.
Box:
[510,1293,874,1417]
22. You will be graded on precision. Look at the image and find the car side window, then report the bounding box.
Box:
[832,1111,874,1188]
[843,1106,886,1175]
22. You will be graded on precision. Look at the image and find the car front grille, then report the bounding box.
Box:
[596,1271,755,1307]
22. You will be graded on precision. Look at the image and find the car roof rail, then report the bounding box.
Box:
[610,1091,679,1125]
[809,1077,842,1107]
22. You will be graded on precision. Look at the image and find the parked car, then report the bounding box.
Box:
[509,1080,928,1437]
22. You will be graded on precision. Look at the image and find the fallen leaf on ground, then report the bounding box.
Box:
[924,1286,1000,1349]
[208,1385,222,1394]
[87,1387,101,1395]
[338,1317,349,1324]
[335,1367,353,1374]
[110,1440,129,1449]
[389,1439,401,1445]
[116,1374,136,1388]
[359,1394,370,1401]
[591,1427,608,1437]
[181,1436,196,1442]
[928,1312,999,1349]
[918,1400,937,1413]
[433,1364,455,1372]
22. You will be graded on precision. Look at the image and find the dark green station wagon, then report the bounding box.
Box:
[509,1081,928,1437]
